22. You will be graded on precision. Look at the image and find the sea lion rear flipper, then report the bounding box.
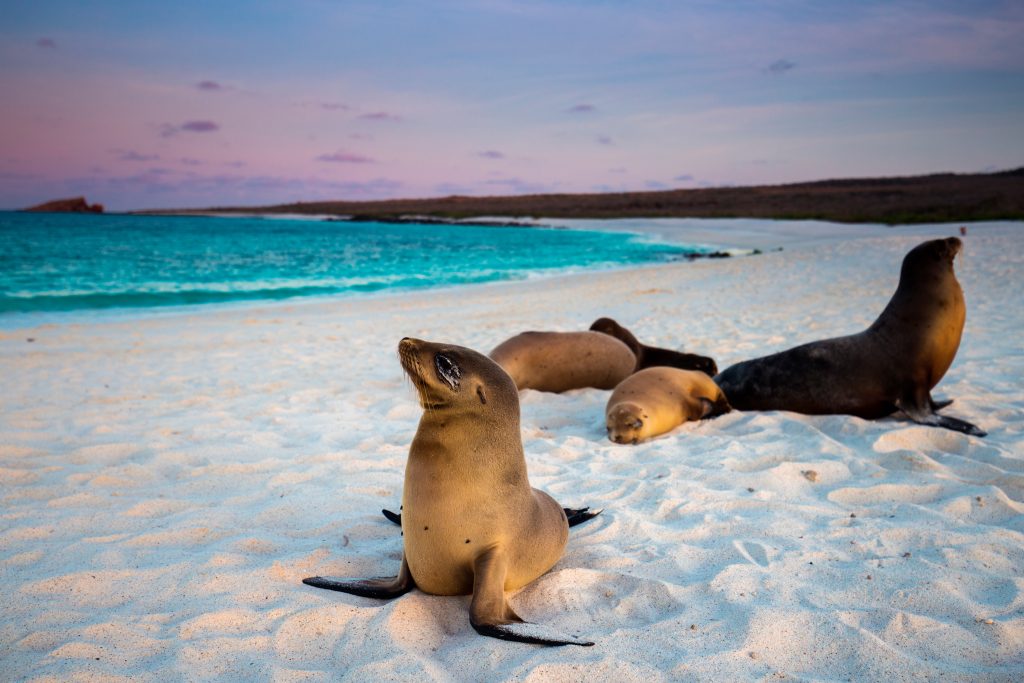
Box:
[382,508,402,526]
[563,507,602,528]
[303,556,415,599]
[930,397,954,411]
[469,548,594,647]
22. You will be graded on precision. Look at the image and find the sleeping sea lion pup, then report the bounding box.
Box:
[490,330,635,392]
[714,237,985,436]
[590,317,718,375]
[606,367,731,444]
[304,337,596,646]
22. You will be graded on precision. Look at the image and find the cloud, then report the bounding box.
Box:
[113,149,160,162]
[645,180,670,190]
[484,177,550,194]
[36,37,56,49]
[180,158,204,166]
[673,174,695,182]
[315,150,375,164]
[182,120,219,132]
[196,81,228,91]
[766,59,796,74]
[160,120,220,137]
[358,111,401,122]
[567,103,596,114]
[296,100,350,111]
[478,150,505,159]
[596,135,614,146]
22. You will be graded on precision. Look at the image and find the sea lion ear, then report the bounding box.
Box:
[476,385,487,405]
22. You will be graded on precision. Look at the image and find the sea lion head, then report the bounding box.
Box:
[398,337,517,415]
[590,316,642,357]
[606,402,649,444]
[901,237,962,278]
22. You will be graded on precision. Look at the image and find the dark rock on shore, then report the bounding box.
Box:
[23,197,104,213]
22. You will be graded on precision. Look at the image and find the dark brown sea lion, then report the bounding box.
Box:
[304,338,596,646]
[714,237,985,436]
[589,317,718,376]
[489,330,636,392]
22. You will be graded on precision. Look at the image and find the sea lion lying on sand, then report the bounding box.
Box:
[490,330,635,392]
[714,237,985,436]
[304,338,597,646]
[590,317,718,375]
[606,367,731,444]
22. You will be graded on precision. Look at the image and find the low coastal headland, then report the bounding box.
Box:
[142,167,1024,225]
[23,196,104,214]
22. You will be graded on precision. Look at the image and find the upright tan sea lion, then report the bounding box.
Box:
[606,367,731,444]
[489,330,635,392]
[714,237,985,436]
[304,338,595,646]
[590,317,718,375]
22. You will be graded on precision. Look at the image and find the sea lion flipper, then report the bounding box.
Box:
[929,414,987,437]
[303,557,414,599]
[475,620,596,647]
[930,397,954,411]
[382,508,402,526]
[470,548,594,647]
[563,507,602,528]
[899,396,986,437]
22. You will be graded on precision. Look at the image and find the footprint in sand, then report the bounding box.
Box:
[734,540,771,568]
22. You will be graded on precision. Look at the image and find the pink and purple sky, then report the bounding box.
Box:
[2,0,1022,210]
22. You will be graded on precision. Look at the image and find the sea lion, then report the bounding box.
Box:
[605,367,731,444]
[590,317,718,375]
[304,337,596,646]
[489,330,635,392]
[714,237,985,436]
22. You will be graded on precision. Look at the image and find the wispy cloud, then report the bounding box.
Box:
[160,120,220,138]
[358,111,401,122]
[766,59,796,75]
[113,149,160,162]
[296,100,350,111]
[484,177,550,194]
[182,120,219,132]
[478,150,505,159]
[567,103,596,114]
[315,150,375,164]
[196,80,228,91]
[36,37,57,49]
[674,174,694,181]
[596,135,614,146]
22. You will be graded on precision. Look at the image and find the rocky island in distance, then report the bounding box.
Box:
[23,197,105,214]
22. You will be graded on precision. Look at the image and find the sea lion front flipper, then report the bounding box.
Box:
[563,507,602,528]
[928,414,987,437]
[303,556,415,599]
[898,395,986,437]
[469,548,594,647]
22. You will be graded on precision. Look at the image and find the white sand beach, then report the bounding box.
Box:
[2,219,1022,682]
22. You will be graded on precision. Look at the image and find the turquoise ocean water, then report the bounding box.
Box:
[0,212,709,321]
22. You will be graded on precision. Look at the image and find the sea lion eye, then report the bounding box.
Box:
[434,353,461,390]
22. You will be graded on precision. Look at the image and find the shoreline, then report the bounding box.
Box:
[1,217,1011,332]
